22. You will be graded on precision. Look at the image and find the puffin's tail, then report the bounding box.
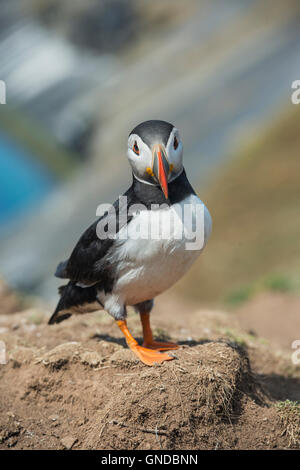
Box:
[48,282,100,325]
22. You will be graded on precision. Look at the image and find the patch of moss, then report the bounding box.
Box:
[225,273,295,306]
[263,274,293,293]
[225,285,254,306]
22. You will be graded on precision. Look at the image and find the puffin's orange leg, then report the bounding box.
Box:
[140,312,179,351]
[116,320,173,366]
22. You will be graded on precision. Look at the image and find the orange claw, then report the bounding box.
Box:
[116,319,173,366]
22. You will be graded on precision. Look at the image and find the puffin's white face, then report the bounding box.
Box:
[127,121,183,199]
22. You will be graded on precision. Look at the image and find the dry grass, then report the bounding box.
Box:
[276,400,300,448]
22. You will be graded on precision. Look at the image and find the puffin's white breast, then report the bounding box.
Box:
[106,194,212,305]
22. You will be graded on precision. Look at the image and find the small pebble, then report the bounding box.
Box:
[60,436,77,450]
[48,414,59,422]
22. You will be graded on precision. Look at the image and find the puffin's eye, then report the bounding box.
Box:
[133,141,140,155]
[174,136,179,150]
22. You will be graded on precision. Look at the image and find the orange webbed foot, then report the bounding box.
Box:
[131,345,174,366]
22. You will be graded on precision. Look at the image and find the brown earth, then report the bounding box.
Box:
[0,279,22,315]
[0,288,299,450]
[236,292,300,351]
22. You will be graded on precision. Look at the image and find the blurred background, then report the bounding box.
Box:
[0,0,300,321]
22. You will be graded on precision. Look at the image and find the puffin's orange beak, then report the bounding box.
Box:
[152,144,169,200]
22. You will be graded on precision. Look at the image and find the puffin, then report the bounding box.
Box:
[49,120,212,366]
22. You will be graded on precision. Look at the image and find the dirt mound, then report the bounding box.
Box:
[0,294,300,450]
[0,334,291,450]
[1,338,254,449]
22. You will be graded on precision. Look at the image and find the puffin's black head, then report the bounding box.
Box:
[127,120,183,199]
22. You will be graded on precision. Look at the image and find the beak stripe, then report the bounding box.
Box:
[157,150,168,199]
[153,145,169,200]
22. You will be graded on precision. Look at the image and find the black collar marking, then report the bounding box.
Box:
[130,168,195,207]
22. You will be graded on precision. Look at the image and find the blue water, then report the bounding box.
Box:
[0,132,54,226]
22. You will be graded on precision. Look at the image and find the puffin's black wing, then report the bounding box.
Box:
[55,191,133,285]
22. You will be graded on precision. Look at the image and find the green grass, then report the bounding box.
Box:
[225,274,294,306]
[217,326,267,348]
[225,285,253,306]
[276,400,300,412]
[263,274,293,293]
[219,328,248,348]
